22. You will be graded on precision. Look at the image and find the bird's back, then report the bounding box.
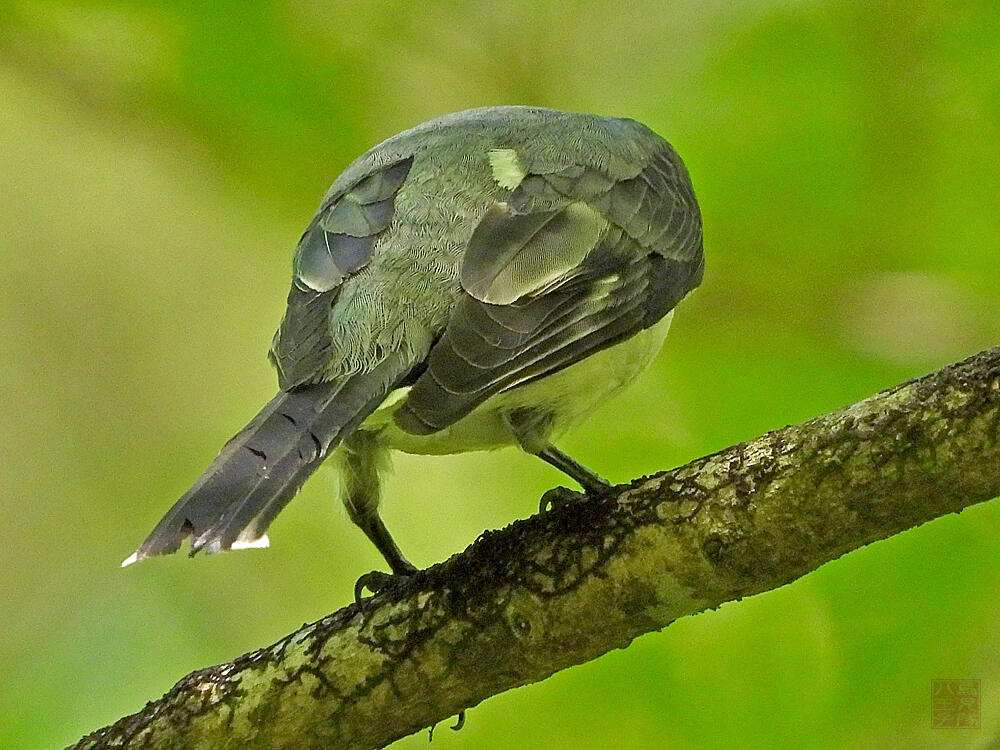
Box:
[272,106,697,389]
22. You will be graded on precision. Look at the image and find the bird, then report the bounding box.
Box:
[123,106,704,589]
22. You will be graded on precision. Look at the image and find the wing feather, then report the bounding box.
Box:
[270,156,413,388]
[394,142,703,436]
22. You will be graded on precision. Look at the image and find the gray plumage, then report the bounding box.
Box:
[126,106,704,572]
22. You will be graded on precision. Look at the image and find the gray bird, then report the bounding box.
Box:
[124,106,704,586]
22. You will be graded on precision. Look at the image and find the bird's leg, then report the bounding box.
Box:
[534,445,614,513]
[504,409,613,513]
[353,510,418,575]
[338,430,417,599]
[351,512,418,600]
[535,445,611,495]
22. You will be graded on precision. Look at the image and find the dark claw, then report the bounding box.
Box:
[539,482,616,513]
[354,569,413,602]
[451,710,466,731]
[539,486,586,513]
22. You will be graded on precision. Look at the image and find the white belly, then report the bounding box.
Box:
[362,312,673,455]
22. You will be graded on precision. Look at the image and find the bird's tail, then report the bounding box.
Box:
[123,356,408,566]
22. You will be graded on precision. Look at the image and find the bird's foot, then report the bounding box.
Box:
[539,482,614,513]
[539,486,585,513]
[354,563,418,602]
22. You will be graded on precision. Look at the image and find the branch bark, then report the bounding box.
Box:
[71,346,1000,750]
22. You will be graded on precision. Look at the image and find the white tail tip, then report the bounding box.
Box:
[120,551,139,568]
[231,533,270,551]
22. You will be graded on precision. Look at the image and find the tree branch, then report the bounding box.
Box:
[71,346,1000,750]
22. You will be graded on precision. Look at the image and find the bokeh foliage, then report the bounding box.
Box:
[2,2,999,748]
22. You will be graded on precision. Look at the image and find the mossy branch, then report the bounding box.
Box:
[70,346,1000,750]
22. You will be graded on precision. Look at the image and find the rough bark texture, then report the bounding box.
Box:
[71,346,1000,750]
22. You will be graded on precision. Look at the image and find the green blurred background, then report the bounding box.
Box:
[2,1,999,748]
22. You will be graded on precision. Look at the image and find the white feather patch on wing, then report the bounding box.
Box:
[231,533,271,550]
[488,148,526,190]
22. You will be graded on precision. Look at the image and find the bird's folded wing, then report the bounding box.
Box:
[394,148,704,435]
[269,156,414,389]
